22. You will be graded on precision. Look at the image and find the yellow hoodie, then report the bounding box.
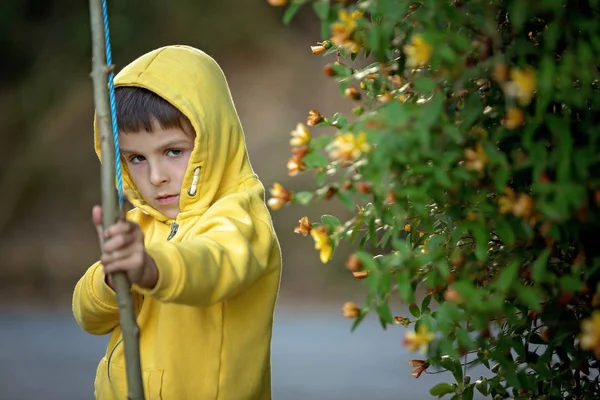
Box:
[72,45,282,400]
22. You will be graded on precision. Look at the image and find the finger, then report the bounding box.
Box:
[92,205,103,227]
[104,221,134,239]
[103,253,145,281]
[103,232,136,253]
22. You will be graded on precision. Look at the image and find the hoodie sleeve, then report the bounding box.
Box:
[72,262,122,335]
[133,188,280,307]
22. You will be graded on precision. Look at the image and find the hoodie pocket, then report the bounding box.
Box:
[94,357,164,400]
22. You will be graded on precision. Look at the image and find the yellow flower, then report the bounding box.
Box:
[403,35,432,68]
[330,9,363,52]
[267,183,292,210]
[464,143,488,175]
[290,123,311,147]
[510,67,536,105]
[504,107,525,129]
[403,325,435,353]
[580,311,600,359]
[310,226,333,263]
[328,132,371,162]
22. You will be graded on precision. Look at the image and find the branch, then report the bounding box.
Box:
[88,1,144,398]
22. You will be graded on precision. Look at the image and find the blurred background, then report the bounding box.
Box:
[0,1,474,399]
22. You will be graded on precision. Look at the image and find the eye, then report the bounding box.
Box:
[128,155,145,164]
[167,149,182,157]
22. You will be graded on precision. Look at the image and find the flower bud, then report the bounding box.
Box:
[345,254,362,271]
[267,0,288,6]
[311,45,326,55]
[342,302,360,318]
[306,109,323,126]
[344,85,361,100]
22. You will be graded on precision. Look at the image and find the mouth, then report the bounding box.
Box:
[156,194,179,205]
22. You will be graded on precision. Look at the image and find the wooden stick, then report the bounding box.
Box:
[88,1,145,398]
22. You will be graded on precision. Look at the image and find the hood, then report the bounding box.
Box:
[94,45,255,223]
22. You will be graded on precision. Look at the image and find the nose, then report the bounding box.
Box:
[149,161,169,186]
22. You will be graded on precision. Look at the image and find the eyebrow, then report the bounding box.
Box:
[120,139,192,154]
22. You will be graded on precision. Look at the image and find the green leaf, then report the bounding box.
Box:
[376,301,394,327]
[495,260,519,292]
[440,356,463,384]
[311,135,332,151]
[495,220,515,246]
[430,382,457,397]
[336,190,355,211]
[283,1,307,25]
[312,0,330,19]
[409,303,421,318]
[560,275,583,293]
[303,152,329,168]
[350,309,367,332]
[421,293,432,311]
[414,77,436,93]
[293,191,314,205]
[475,379,489,396]
[321,214,341,230]
[331,112,348,129]
[531,249,550,283]
[462,385,474,400]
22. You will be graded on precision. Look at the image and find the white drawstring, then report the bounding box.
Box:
[188,167,200,196]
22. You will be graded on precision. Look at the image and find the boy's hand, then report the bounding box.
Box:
[92,205,158,290]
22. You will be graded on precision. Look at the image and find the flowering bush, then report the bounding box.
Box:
[269,0,600,398]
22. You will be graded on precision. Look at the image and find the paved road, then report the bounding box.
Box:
[0,304,485,400]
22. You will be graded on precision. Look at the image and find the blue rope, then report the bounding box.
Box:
[102,0,124,208]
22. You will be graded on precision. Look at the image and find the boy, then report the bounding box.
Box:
[72,45,282,400]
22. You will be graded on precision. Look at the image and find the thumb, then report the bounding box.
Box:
[92,205,104,246]
[92,205,103,228]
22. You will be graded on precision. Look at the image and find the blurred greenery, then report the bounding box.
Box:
[273,0,600,398]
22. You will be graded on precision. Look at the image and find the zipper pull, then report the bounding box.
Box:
[167,222,179,240]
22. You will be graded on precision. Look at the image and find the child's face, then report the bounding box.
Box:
[120,120,195,219]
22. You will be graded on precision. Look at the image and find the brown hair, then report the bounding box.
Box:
[115,86,191,133]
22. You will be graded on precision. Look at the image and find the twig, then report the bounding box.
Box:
[88,1,144,398]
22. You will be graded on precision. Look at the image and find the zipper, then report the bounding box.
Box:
[167,222,179,240]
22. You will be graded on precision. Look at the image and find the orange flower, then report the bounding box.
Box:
[394,316,410,327]
[403,325,435,353]
[293,216,312,236]
[408,359,428,378]
[267,183,291,210]
[310,226,333,263]
[306,109,323,126]
[342,301,360,318]
[404,224,412,233]
[290,123,311,147]
[464,143,488,174]
[403,35,432,68]
[287,155,306,176]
